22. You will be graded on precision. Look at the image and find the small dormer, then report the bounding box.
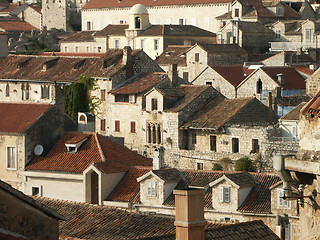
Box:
[276,4,284,17]
[42,58,59,71]
[145,88,164,112]
[209,173,256,212]
[65,135,88,153]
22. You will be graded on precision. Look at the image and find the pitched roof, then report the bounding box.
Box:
[82,0,232,10]
[25,132,152,173]
[301,90,320,116]
[0,18,39,32]
[0,3,20,13]
[109,72,168,95]
[209,65,254,87]
[234,21,274,33]
[197,43,247,54]
[293,65,315,76]
[60,31,96,42]
[0,103,52,133]
[280,102,306,120]
[139,25,216,37]
[181,97,276,130]
[0,50,140,82]
[156,45,190,66]
[95,24,128,36]
[0,179,64,220]
[261,66,306,89]
[211,172,257,188]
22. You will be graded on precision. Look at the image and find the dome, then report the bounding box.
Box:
[129,4,148,15]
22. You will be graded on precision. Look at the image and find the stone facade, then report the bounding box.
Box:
[18,6,42,30]
[307,67,320,97]
[0,33,8,57]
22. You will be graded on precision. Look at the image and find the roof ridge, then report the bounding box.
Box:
[95,133,106,162]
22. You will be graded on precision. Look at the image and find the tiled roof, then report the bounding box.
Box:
[25,132,152,173]
[109,72,167,95]
[223,172,257,187]
[37,52,105,57]
[82,0,232,10]
[139,25,216,37]
[280,102,306,120]
[107,166,152,202]
[152,168,182,181]
[156,45,190,66]
[34,196,176,240]
[264,2,301,18]
[0,3,19,13]
[198,43,247,54]
[0,103,52,133]
[293,65,315,76]
[261,66,306,89]
[181,97,275,130]
[60,31,95,42]
[0,179,64,220]
[301,90,320,116]
[95,24,128,36]
[235,21,274,33]
[205,220,279,239]
[209,65,254,87]
[0,50,140,82]
[0,18,39,32]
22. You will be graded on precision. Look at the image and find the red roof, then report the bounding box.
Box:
[29,5,42,14]
[301,91,320,116]
[37,52,105,57]
[293,65,315,76]
[261,66,306,90]
[0,19,39,32]
[82,0,232,10]
[210,65,254,87]
[25,132,152,173]
[0,103,52,133]
[0,4,19,13]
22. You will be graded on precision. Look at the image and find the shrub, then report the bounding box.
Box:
[212,163,223,171]
[218,157,232,171]
[235,157,254,172]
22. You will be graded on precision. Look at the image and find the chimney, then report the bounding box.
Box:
[153,147,164,170]
[277,73,284,85]
[168,63,179,88]
[123,46,134,79]
[174,189,206,240]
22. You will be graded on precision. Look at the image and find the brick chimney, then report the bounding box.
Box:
[174,189,206,240]
[168,63,179,88]
[123,46,134,79]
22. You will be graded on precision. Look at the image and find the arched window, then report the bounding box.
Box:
[256,79,262,94]
[79,115,86,122]
[135,17,141,29]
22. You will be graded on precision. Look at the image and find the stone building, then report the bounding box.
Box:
[81,0,232,34]
[18,5,42,30]
[105,166,299,239]
[0,103,65,191]
[0,179,64,240]
[0,32,7,57]
[306,65,320,97]
[24,132,152,205]
[60,4,217,60]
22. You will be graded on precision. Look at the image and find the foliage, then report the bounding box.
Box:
[212,163,223,171]
[218,157,232,171]
[235,157,254,172]
[64,76,100,121]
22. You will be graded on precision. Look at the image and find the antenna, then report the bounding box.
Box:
[34,145,44,156]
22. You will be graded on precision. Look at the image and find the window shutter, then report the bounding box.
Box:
[220,186,224,202]
[224,187,230,203]
[130,121,136,133]
[147,182,151,196]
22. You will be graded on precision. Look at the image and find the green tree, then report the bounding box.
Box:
[235,157,254,172]
[212,163,223,171]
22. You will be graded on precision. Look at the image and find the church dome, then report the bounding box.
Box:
[129,4,148,15]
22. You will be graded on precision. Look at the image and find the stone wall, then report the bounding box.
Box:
[0,33,8,57]
[306,68,320,97]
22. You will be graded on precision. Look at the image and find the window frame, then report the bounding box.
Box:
[114,39,120,49]
[151,98,158,111]
[130,121,136,133]
[154,39,159,51]
[191,132,197,145]
[147,181,157,197]
[195,53,200,62]
[232,137,239,153]
[183,72,189,82]
[7,146,16,169]
[220,186,231,203]
[210,135,217,152]
[115,120,120,132]
[100,89,106,101]
[101,119,106,131]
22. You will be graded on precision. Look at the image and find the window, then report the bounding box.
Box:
[206,81,212,86]
[147,181,157,197]
[195,53,199,62]
[151,98,158,110]
[179,18,185,25]
[22,83,29,100]
[232,138,239,153]
[147,123,161,144]
[276,6,283,16]
[101,119,106,131]
[192,133,197,145]
[256,79,262,94]
[101,89,106,101]
[130,121,136,133]
[115,94,129,102]
[97,46,102,52]
[210,136,217,151]
[140,39,145,50]
[154,39,159,51]
[197,162,204,170]
[41,85,49,99]
[32,187,40,196]
[183,72,189,82]
[119,20,125,24]
[86,46,91,52]
[7,147,16,169]
[305,29,311,43]
[86,21,92,30]
[115,120,120,132]
[115,39,120,49]
[75,46,79,53]
[220,186,230,203]
[252,139,259,153]
[234,8,239,17]
[6,84,9,97]
[135,17,141,29]
[64,46,69,52]
[275,30,281,40]
[278,189,290,208]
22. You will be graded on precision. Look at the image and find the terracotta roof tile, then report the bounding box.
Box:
[235,21,274,33]
[156,45,190,66]
[95,24,128,36]
[82,0,232,10]
[139,25,216,37]
[60,31,95,42]
[198,43,247,54]
[0,4,19,13]
[261,66,306,90]
[293,65,315,76]
[301,90,320,116]
[25,132,152,173]
[109,72,167,94]
[0,19,39,32]
[0,103,52,133]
